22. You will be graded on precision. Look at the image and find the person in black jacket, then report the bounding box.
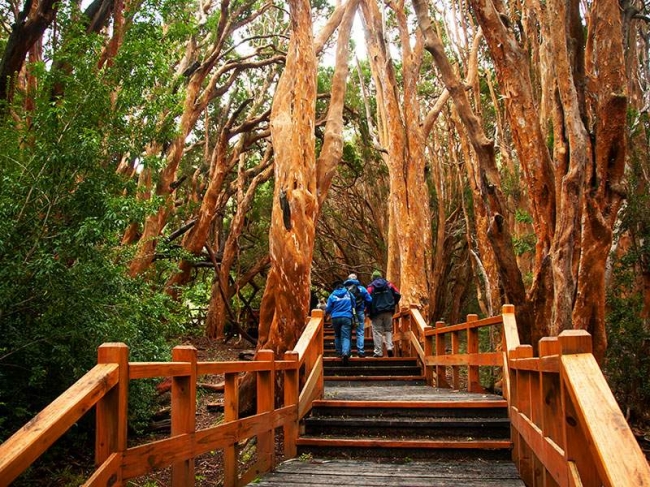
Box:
[367,270,401,358]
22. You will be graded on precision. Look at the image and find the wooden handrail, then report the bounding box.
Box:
[0,310,326,487]
[504,315,650,486]
[5,303,648,487]
[396,307,503,391]
[0,363,119,486]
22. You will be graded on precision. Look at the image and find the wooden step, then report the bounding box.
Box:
[311,398,508,413]
[303,416,511,439]
[296,437,513,460]
[325,365,422,377]
[297,437,512,450]
[324,375,426,382]
[248,458,525,486]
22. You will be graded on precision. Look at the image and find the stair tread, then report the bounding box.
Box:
[296,437,512,448]
[305,417,510,424]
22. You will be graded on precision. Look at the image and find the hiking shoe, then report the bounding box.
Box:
[357,352,365,358]
[342,355,350,365]
[387,349,394,357]
[373,352,383,358]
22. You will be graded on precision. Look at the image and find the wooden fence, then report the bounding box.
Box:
[0,311,325,487]
[395,304,650,487]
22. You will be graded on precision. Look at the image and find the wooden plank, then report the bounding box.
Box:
[451,330,460,389]
[425,352,501,367]
[83,452,122,487]
[501,304,520,352]
[197,361,276,375]
[540,337,562,487]
[295,437,512,449]
[0,364,118,486]
[435,321,449,388]
[313,399,507,409]
[561,352,650,486]
[299,356,323,419]
[467,315,482,393]
[171,346,197,487]
[425,315,504,336]
[272,458,522,477]
[224,372,240,487]
[409,330,426,365]
[122,408,295,479]
[293,312,323,361]
[129,362,191,379]
[515,348,533,485]
[283,351,299,459]
[256,350,275,475]
[324,375,425,382]
[510,407,567,486]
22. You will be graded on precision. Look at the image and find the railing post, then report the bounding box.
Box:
[435,321,449,387]
[257,349,275,473]
[514,345,534,485]
[559,330,600,486]
[423,324,434,386]
[171,345,197,487]
[451,326,460,390]
[283,351,300,458]
[223,371,240,487]
[539,337,562,487]
[96,343,129,471]
[466,314,482,393]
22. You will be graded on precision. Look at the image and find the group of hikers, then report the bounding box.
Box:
[322,270,401,365]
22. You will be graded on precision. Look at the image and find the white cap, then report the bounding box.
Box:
[348,273,357,280]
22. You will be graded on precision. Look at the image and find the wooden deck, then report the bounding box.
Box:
[248,458,525,486]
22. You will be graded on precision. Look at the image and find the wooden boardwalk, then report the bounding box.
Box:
[250,458,525,486]
[248,381,523,486]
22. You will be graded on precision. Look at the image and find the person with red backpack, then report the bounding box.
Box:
[367,270,401,358]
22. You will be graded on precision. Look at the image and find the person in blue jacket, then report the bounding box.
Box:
[343,273,373,357]
[325,280,356,365]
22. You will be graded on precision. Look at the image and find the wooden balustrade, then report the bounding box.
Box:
[3,303,649,487]
[505,326,650,487]
[394,306,503,391]
[0,310,325,487]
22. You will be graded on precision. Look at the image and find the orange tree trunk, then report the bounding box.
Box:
[361,0,431,313]
[256,0,318,352]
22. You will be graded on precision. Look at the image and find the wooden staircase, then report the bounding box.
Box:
[295,325,515,462]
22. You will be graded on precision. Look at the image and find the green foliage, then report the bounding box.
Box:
[605,270,650,424]
[515,209,533,225]
[0,15,188,444]
[512,233,536,256]
[605,113,650,425]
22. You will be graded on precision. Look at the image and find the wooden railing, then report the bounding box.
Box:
[393,305,504,391]
[0,310,325,487]
[394,304,650,486]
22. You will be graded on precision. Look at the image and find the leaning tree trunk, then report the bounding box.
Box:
[412,0,531,341]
